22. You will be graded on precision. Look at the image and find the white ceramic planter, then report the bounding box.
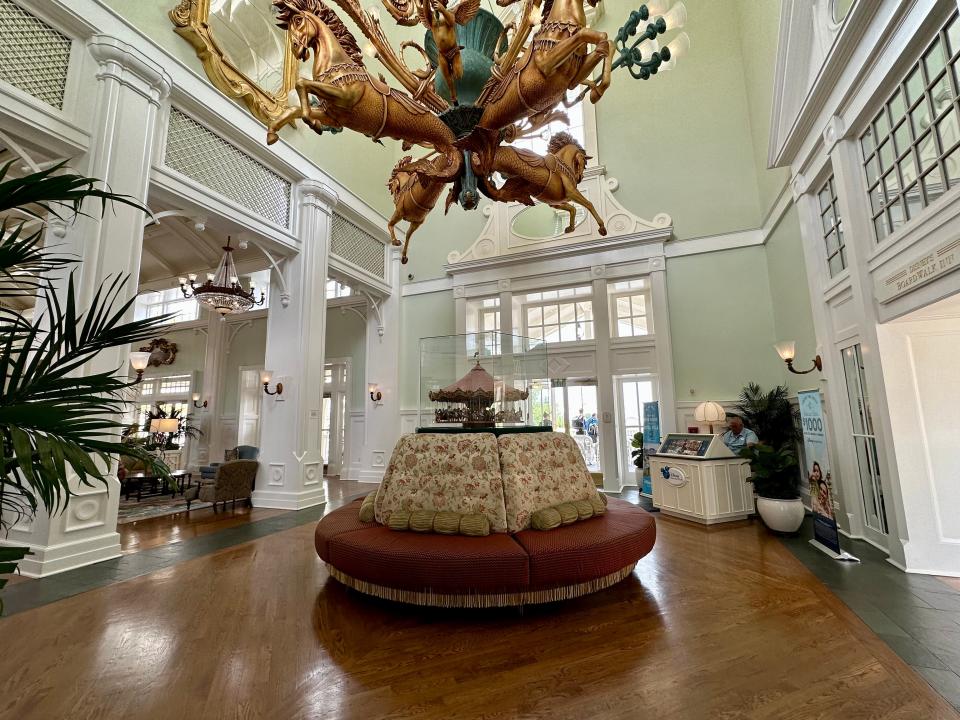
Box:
[756,497,805,533]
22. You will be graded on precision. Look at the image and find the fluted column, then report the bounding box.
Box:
[0,36,171,576]
[252,180,335,509]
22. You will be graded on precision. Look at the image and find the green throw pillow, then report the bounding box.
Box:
[387,510,411,531]
[434,511,461,535]
[531,507,562,530]
[556,502,578,525]
[531,493,608,531]
[572,499,594,520]
[459,513,490,536]
[358,492,377,523]
[589,493,607,515]
[409,510,437,533]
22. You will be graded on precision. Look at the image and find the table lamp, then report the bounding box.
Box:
[693,401,726,434]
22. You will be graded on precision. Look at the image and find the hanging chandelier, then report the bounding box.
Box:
[179,238,265,316]
[261,0,689,264]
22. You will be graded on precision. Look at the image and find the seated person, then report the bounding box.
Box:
[721,414,758,455]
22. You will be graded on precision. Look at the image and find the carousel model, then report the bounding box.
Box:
[428,357,529,428]
[255,0,687,263]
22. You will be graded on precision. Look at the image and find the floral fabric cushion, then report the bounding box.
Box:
[497,432,599,532]
[374,433,508,532]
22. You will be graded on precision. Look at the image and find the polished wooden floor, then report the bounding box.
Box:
[1,510,956,719]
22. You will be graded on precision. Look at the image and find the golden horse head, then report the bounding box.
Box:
[547,131,591,181]
[273,0,364,64]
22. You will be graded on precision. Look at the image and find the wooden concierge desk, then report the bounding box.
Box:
[648,434,754,524]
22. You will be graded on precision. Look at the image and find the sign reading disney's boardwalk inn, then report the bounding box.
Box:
[876,237,960,303]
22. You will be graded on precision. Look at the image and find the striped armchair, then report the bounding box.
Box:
[190,459,259,511]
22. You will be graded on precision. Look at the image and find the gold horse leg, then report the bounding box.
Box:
[568,36,612,103]
[551,202,578,233]
[401,220,422,264]
[267,79,314,145]
[568,188,606,236]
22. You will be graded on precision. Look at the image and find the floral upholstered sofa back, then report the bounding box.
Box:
[374,433,508,532]
[497,432,598,531]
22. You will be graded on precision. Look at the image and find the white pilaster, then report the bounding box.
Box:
[354,249,403,482]
[592,272,620,491]
[649,255,677,435]
[253,181,336,509]
[0,35,171,576]
[197,316,228,466]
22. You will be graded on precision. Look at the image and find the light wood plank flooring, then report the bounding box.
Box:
[1,509,956,719]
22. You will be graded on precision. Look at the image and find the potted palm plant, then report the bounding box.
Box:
[0,160,171,610]
[738,444,804,532]
[631,431,644,486]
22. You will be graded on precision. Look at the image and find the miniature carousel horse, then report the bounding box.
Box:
[476,131,606,235]
[386,154,450,263]
[266,0,458,163]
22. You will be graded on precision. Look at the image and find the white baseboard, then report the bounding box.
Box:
[0,532,121,578]
[251,487,327,510]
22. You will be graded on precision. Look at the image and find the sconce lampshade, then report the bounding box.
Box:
[129,351,151,372]
[150,418,180,434]
[774,340,796,362]
[260,370,273,385]
[694,401,726,424]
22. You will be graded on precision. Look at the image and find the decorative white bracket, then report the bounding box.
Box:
[361,291,385,337]
[238,235,291,308]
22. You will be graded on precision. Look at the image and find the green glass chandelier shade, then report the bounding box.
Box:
[424,9,508,106]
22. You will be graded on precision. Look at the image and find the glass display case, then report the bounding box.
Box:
[418,332,551,430]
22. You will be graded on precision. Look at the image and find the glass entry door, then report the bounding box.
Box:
[616,376,658,481]
[554,380,600,471]
[841,344,889,540]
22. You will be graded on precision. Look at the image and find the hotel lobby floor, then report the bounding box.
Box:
[0,494,957,719]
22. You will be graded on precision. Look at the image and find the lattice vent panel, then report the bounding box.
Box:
[331,213,385,278]
[0,0,71,109]
[164,108,291,227]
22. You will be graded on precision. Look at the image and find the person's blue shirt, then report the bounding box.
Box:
[721,427,758,455]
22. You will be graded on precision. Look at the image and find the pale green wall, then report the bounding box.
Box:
[325,308,367,411]
[764,204,818,391]
[220,318,268,415]
[101,0,398,217]
[734,0,791,217]
[400,290,456,407]
[141,328,206,381]
[667,246,783,400]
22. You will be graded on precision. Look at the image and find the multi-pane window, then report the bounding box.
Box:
[511,90,586,157]
[521,286,594,345]
[326,279,352,298]
[134,374,193,446]
[608,279,652,337]
[134,287,198,324]
[860,13,960,241]
[817,176,847,276]
[466,297,501,355]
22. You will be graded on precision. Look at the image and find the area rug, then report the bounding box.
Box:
[117,497,214,524]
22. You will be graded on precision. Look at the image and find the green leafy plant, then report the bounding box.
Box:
[142,402,203,450]
[631,431,644,469]
[739,443,800,500]
[735,382,799,450]
[0,160,172,601]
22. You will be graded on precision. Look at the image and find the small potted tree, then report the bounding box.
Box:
[738,444,804,532]
[631,431,644,487]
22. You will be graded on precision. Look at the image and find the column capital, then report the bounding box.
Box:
[791,172,809,200]
[87,34,172,103]
[649,255,666,272]
[822,115,847,154]
[298,179,339,210]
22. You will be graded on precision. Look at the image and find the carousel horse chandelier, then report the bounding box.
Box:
[266,0,688,262]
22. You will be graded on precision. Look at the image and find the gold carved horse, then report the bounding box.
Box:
[476,131,606,235]
[386,154,450,263]
[266,0,457,158]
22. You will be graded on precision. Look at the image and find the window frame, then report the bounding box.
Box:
[520,285,595,346]
[817,175,847,277]
[608,279,653,338]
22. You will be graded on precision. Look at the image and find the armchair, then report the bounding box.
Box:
[199,445,260,481]
[187,459,259,511]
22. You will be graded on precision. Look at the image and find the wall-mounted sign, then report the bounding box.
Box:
[876,237,960,303]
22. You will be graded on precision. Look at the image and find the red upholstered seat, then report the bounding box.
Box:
[513,498,656,589]
[315,498,371,561]
[326,526,530,594]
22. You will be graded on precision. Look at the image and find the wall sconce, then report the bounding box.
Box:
[774,340,822,375]
[129,351,150,383]
[192,393,208,409]
[261,370,283,396]
[368,383,382,403]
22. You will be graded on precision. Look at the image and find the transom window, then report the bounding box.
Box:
[134,287,198,324]
[817,176,847,276]
[860,13,960,241]
[326,279,352,298]
[608,279,652,337]
[465,296,501,355]
[521,285,594,345]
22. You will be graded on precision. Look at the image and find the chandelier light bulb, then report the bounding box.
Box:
[644,0,670,16]
[363,41,377,59]
[661,32,690,70]
[178,276,187,285]
[188,273,197,282]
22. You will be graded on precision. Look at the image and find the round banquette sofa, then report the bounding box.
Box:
[315,432,656,608]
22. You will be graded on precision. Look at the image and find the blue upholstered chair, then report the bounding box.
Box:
[199,445,260,481]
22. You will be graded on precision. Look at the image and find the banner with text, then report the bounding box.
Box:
[641,401,661,497]
[798,390,842,555]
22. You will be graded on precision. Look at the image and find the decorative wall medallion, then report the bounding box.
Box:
[73,499,100,522]
[64,493,105,532]
[453,285,466,298]
[790,172,808,200]
[269,462,286,486]
[303,462,321,486]
[139,338,178,367]
[372,451,386,468]
[497,278,511,290]
[591,265,606,277]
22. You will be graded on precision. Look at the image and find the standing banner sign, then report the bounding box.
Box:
[798,390,858,562]
[641,401,661,497]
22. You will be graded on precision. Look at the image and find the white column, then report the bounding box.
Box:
[592,270,620,491]
[649,255,677,434]
[0,36,171,576]
[354,249,403,482]
[196,316,228,467]
[253,180,335,509]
